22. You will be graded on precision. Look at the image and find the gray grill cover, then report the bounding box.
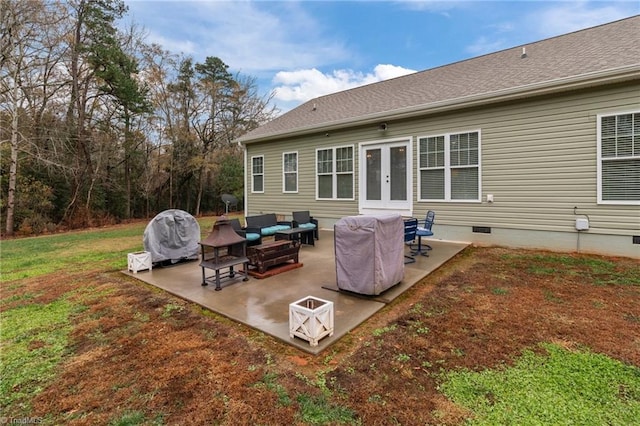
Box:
[334,214,404,295]
[143,209,201,263]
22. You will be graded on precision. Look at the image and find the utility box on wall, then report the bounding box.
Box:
[575,218,590,231]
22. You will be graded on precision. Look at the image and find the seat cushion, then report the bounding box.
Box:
[298,222,316,229]
[245,233,261,241]
[261,226,280,236]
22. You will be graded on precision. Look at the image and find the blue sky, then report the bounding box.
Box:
[122,1,639,112]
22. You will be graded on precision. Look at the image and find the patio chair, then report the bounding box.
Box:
[403,217,418,264]
[221,193,238,214]
[229,218,262,246]
[292,211,319,240]
[412,210,435,257]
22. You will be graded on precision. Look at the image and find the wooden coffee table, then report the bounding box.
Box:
[246,240,301,274]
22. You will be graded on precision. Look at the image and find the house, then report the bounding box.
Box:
[238,16,640,259]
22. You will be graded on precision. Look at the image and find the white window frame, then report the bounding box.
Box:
[282,151,298,193]
[315,145,355,200]
[597,110,640,205]
[251,155,264,193]
[418,129,481,202]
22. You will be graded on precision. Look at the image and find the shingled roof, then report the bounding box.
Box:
[240,15,640,143]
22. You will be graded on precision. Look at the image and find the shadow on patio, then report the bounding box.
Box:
[123,230,468,354]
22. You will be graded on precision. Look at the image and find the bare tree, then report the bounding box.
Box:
[0,0,68,235]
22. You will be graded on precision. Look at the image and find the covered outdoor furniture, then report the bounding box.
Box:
[292,211,319,240]
[403,217,418,264]
[334,214,405,296]
[221,193,238,213]
[413,210,435,257]
[143,209,201,265]
[245,213,291,237]
[229,218,262,246]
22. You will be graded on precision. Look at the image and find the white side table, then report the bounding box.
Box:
[289,296,334,346]
[128,251,152,273]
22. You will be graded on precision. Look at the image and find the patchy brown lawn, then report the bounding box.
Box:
[4,246,639,425]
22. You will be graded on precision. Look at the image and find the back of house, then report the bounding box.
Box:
[238,16,640,259]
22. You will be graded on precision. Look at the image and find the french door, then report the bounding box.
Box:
[360,139,412,214]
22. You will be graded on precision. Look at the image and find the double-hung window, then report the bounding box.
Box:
[317,146,354,199]
[598,111,640,204]
[418,130,480,201]
[283,152,298,193]
[251,156,264,193]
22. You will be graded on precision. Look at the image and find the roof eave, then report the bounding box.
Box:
[238,65,640,145]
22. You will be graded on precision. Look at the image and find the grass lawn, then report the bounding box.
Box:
[1,217,639,425]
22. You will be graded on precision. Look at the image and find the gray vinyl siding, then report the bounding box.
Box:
[425,83,639,236]
[244,83,640,257]
[245,133,360,221]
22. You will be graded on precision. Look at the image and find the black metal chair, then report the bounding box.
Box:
[221,194,238,214]
[229,218,261,246]
[403,218,418,264]
[292,211,319,240]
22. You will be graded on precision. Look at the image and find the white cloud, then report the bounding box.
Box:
[533,1,635,38]
[125,1,350,75]
[272,64,417,103]
[464,1,636,57]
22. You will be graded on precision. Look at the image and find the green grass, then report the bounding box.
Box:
[440,343,640,425]
[1,217,220,282]
[502,253,640,286]
[1,227,147,281]
[0,298,76,411]
[296,394,359,425]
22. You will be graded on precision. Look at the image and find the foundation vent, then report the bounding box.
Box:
[472,226,492,234]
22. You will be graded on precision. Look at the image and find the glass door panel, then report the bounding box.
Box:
[366,148,382,201]
[390,146,407,201]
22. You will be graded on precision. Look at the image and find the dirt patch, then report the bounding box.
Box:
[7,246,639,425]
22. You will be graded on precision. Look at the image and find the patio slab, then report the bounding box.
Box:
[123,230,468,354]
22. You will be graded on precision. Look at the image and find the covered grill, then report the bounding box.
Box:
[143,209,201,265]
[200,216,249,290]
[334,214,404,295]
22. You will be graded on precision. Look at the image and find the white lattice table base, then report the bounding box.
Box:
[289,296,334,346]
[128,251,152,273]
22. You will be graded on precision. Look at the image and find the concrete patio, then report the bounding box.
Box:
[123,230,468,354]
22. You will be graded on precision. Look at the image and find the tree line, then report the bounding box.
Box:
[0,0,277,236]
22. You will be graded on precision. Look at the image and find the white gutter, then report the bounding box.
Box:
[238,65,640,145]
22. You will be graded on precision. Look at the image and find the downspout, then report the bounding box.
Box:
[241,141,247,216]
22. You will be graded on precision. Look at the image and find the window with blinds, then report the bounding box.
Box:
[598,112,640,204]
[316,146,354,199]
[418,131,480,201]
[283,152,298,193]
[251,156,264,193]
